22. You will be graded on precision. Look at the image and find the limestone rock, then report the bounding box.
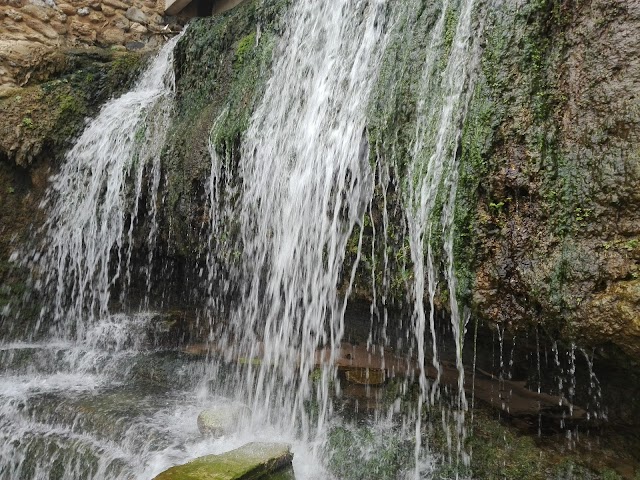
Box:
[56,4,76,16]
[197,403,251,437]
[102,0,129,10]
[70,20,97,42]
[152,443,294,480]
[20,4,51,22]
[98,27,125,45]
[124,6,146,24]
[88,12,104,23]
[129,21,147,34]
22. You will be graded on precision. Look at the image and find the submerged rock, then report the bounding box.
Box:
[197,403,251,437]
[152,442,293,480]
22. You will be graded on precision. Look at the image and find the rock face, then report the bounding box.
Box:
[460,0,640,364]
[152,442,293,480]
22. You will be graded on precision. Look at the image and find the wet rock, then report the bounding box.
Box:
[152,442,293,480]
[124,6,147,24]
[344,368,385,386]
[125,40,145,50]
[196,403,251,437]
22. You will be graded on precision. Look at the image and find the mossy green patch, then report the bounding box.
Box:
[153,443,292,480]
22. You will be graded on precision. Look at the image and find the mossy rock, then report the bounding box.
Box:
[153,442,293,480]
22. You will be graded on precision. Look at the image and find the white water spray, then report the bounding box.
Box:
[208,0,395,442]
[31,31,184,339]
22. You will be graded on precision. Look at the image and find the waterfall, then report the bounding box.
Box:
[207,0,395,440]
[30,31,184,339]
[405,0,481,467]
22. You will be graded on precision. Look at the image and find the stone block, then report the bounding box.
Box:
[124,6,146,24]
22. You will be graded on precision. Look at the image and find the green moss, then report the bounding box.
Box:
[325,425,413,480]
[153,443,292,480]
[159,0,288,258]
[235,32,257,66]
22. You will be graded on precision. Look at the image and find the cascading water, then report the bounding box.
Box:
[1,0,616,478]
[0,32,229,480]
[29,31,184,339]
[404,0,481,468]
[209,0,395,441]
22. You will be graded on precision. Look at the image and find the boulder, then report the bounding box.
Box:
[124,6,147,24]
[197,403,251,437]
[152,442,293,480]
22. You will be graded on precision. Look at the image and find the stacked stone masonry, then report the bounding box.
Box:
[0,0,178,96]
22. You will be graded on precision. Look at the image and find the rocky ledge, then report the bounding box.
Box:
[153,442,294,480]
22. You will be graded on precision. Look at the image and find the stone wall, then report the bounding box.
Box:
[0,0,179,96]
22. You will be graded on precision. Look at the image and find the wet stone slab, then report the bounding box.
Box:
[153,442,294,480]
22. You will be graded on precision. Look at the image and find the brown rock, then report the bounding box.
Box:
[102,0,128,9]
[101,5,115,16]
[23,17,58,40]
[20,4,51,22]
[89,2,101,10]
[70,19,96,41]
[49,20,68,35]
[88,11,103,22]
[98,26,124,45]
[56,4,76,16]
[5,9,23,21]
[52,11,67,23]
